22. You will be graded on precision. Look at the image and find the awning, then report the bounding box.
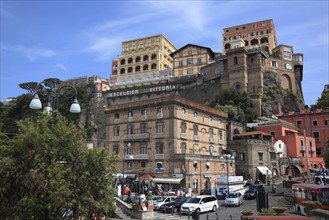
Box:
[206,162,210,167]
[153,178,183,184]
[257,166,272,175]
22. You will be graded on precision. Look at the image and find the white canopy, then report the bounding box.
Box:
[257,166,272,175]
[153,178,183,184]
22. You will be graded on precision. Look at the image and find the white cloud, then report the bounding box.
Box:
[11,45,57,61]
[55,63,68,72]
[0,8,15,19]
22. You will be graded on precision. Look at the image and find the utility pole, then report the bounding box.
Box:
[304,130,311,184]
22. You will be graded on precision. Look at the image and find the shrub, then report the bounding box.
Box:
[259,208,276,216]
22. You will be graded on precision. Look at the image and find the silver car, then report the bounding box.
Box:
[224,192,243,207]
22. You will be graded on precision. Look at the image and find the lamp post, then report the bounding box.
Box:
[29,81,81,114]
[122,142,131,197]
[221,154,234,195]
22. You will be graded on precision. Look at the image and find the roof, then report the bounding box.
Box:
[276,108,329,117]
[170,44,215,58]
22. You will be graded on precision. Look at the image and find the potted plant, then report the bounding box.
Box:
[146,194,154,210]
[258,208,276,216]
[272,206,288,215]
[302,201,321,216]
[241,210,254,216]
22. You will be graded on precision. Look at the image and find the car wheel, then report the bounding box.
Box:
[173,207,178,213]
[195,208,201,214]
[212,205,217,212]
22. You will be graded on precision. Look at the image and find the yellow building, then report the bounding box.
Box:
[171,44,215,76]
[113,34,177,88]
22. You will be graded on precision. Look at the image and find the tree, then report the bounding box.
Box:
[206,88,256,123]
[323,137,329,168]
[314,93,329,109]
[0,113,118,219]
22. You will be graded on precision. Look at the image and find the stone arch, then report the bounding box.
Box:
[251,39,258,45]
[285,165,301,177]
[281,74,292,90]
[260,37,269,44]
[244,40,249,46]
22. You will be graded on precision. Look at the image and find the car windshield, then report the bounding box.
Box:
[156,197,166,202]
[181,197,190,203]
[174,198,181,202]
[227,193,238,198]
[186,198,201,204]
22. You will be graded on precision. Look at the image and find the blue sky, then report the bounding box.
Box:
[1,1,328,106]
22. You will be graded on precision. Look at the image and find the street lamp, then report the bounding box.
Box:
[221,153,235,195]
[122,142,132,197]
[29,81,81,114]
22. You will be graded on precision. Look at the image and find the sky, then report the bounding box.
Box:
[1,0,328,106]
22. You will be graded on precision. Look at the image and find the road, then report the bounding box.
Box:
[154,183,296,220]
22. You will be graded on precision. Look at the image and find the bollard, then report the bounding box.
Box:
[164,207,167,214]
[216,213,219,220]
[206,211,209,220]
[172,207,174,216]
[230,214,233,220]
[180,209,182,217]
[188,209,190,219]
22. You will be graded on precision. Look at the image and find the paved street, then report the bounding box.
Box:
[153,183,296,220]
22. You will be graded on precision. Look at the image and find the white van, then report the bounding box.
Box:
[180,195,218,214]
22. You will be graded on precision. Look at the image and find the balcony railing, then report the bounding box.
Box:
[181,133,187,139]
[209,138,214,143]
[112,136,121,142]
[123,133,150,141]
[123,154,149,160]
[155,133,164,138]
[157,113,163,119]
[218,139,223,145]
[155,154,164,159]
[141,115,147,120]
[194,135,199,141]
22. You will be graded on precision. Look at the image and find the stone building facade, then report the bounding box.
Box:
[104,89,234,193]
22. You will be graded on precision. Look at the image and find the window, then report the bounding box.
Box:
[141,109,147,116]
[141,162,146,168]
[270,131,275,137]
[310,141,314,157]
[242,26,246,30]
[297,120,302,126]
[312,120,318,126]
[258,152,263,161]
[313,131,320,142]
[139,43,143,48]
[325,119,329,125]
[197,58,202,65]
[239,153,245,161]
[225,29,229,33]
[194,112,197,118]
[181,108,186,118]
[270,152,276,160]
[127,124,133,135]
[187,59,193,65]
[178,61,183,68]
[140,123,147,133]
[271,61,278,67]
[209,128,213,138]
[250,58,254,65]
[156,122,164,133]
[140,143,147,154]
[235,27,239,31]
[262,21,266,26]
[113,126,120,136]
[218,130,223,141]
[156,142,164,154]
[113,145,119,154]
[283,51,292,60]
[181,143,187,154]
[234,56,238,65]
[193,125,198,135]
[181,122,186,133]
[128,111,133,117]
[285,63,292,70]
[157,107,163,114]
[252,24,257,28]
[128,162,132,169]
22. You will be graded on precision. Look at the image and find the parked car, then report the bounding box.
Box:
[244,185,258,199]
[154,196,175,211]
[224,192,244,207]
[160,197,191,213]
[200,189,212,195]
[180,195,218,214]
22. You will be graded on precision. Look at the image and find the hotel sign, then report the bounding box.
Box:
[108,85,178,98]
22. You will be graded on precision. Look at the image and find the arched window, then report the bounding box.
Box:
[128,58,133,64]
[151,63,156,70]
[225,43,231,50]
[143,64,149,71]
[135,56,141,63]
[135,66,140,72]
[234,56,238,65]
[120,68,125,74]
[244,40,249,46]
[251,39,258,45]
[143,55,149,61]
[235,84,241,91]
[120,59,126,65]
[151,54,157,60]
[128,67,133,73]
[260,37,269,44]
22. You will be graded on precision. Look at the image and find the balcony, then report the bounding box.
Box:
[218,139,223,145]
[112,136,121,142]
[114,119,120,124]
[209,138,214,144]
[157,113,163,119]
[123,133,150,141]
[128,117,134,122]
[141,115,147,120]
[155,133,164,138]
[194,118,198,123]
[155,154,164,159]
[123,154,149,160]
[193,135,199,141]
[181,133,187,140]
